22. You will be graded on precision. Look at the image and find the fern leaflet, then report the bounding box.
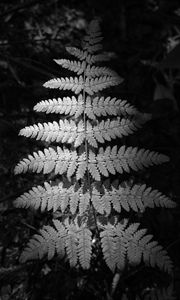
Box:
[100,221,173,274]
[19,117,149,147]
[34,95,140,119]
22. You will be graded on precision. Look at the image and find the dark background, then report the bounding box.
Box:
[0,0,180,299]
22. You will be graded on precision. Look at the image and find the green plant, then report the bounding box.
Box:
[14,19,176,285]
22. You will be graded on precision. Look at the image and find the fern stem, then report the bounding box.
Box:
[82,66,98,232]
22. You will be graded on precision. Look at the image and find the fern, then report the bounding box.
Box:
[14,18,176,283]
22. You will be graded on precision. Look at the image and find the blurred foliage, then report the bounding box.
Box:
[0,0,180,299]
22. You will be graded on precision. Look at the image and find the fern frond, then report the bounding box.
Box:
[128,183,176,210]
[88,151,101,181]
[82,19,102,54]
[16,179,175,217]
[34,95,84,118]
[69,190,79,214]
[84,43,103,54]
[34,96,138,120]
[54,59,86,75]
[91,182,175,215]
[90,97,138,118]
[78,226,92,269]
[14,147,79,179]
[66,47,88,61]
[20,221,67,262]
[86,117,149,147]
[92,186,111,215]
[19,116,147,148]
[21,219,92,269]
[82,19,112,59]
[79,192,90,215]
[100,221,173,273]
[85,65,117,78]
[86,52,118,64]
[66,46,114,65]
[19,120,84,147]
[19,120,75,143]
[44,75,122,95]
[53,219,68,256]
[123,223,173,273]
[14,182,72,213]
[14,18,174,281]
[14,181,93,215]
[100,223,116,272]
[20,116,144,146]
[85,76,123,95]
[14,146,169,182]
[76,152,87,180]
[43,76,84,94]
[126,226,147,266]
[114,222,128,270]
[65,223,79,267]
[138,232,173,273]
[54,59,117,79]
[88,146,169,180]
